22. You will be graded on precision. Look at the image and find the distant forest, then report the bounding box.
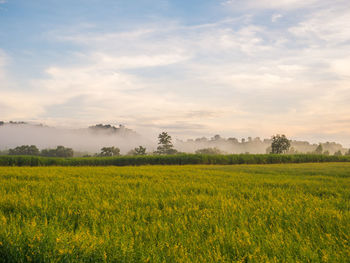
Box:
[176,135,348,155]
[0,121,349,157]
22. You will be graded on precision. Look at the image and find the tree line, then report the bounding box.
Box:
[2,132,177,157]
[2,133,350,157]
[8,145,74,157]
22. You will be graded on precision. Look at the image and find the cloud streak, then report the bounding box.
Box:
[222,0,327,10]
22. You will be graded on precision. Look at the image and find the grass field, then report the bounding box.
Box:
[0,164,349,262]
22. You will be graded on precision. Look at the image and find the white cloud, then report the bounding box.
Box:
[35,16,350,139]
[0,59,44,119]
[289,7,350,44]
[2,2,350,144]
[26,58,220,135]
[330,57,350,78]
[0,49,8,79]
[91,52,190,69]
[271,14,283,22]
[222,0,319,10]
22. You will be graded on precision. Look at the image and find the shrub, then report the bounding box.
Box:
[195,148,223,155]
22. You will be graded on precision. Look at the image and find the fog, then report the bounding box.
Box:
[0,124,155,155]
[0,123,348,155]
[175,136,347,155]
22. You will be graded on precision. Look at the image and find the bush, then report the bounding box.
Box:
[195,148,223,155]
[0,154,349,167]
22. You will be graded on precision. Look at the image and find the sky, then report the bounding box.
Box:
[0,0,350,145]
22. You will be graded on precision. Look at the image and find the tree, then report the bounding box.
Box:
[9,145,40,156]
[323,150,330,156]
[211,135,222,141]
[128,146,147,156]
[334,150,342,156]
[314,144,323,154]
[55,146,74,157]
[345,149,350,156]
[156,132,177,155]
[270,134,291,154]
[134,146,146,155]
[41,146,74,157]
[99,147,120,157]
[227,137,239,144]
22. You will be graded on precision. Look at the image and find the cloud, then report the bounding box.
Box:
[0,49,8,77]
[271,14,283,22]
[36,16,350,139]
[90,52,190,69]
[2,1,350,144]
[289,6,350,44]
[222,0,319,10]
[0,52,44,119]
[27,57,218,136]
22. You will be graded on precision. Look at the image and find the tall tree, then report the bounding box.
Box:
[270,134,291,154]
[314,144,323,154]
[156,132,177,155]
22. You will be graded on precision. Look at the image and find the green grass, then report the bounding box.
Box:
[1,153,350,166]
[0,163,349,262]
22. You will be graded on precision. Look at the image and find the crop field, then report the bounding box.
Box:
[1,154,350,167]
[0,164,349,262]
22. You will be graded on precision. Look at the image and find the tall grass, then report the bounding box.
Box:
[0,154,350,166]
[0,163,349,262]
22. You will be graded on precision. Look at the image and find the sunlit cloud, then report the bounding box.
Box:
[0,0,350,145]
